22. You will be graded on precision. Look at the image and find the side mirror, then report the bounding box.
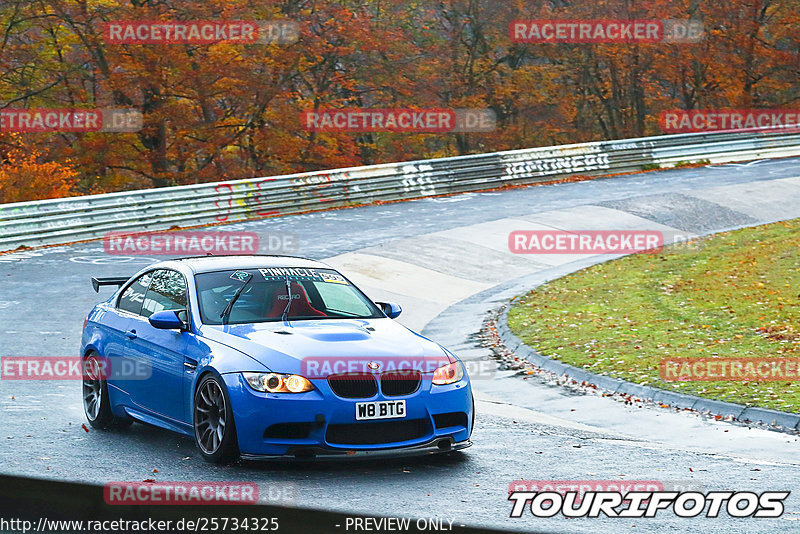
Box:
[149,310,187,330]
[376,301,402,319]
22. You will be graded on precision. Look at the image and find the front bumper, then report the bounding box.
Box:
[222,372,473,458]
[241,437,472,461]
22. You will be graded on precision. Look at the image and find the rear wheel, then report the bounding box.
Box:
[83,353,115,429]
[194,374,239,464]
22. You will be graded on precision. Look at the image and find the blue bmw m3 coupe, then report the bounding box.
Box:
[81,255,473,463]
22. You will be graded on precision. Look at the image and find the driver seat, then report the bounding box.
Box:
[266,282,326,318]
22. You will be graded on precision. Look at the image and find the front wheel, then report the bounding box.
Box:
[194,374,239,464]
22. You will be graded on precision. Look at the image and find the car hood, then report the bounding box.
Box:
[198,318,452,375]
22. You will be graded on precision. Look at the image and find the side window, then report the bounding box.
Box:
[117,272,154,315]
[141,269,188,319]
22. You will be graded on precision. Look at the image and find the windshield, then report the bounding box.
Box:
[195,267,383,325]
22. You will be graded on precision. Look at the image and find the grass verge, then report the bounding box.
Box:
[507,219,799,413]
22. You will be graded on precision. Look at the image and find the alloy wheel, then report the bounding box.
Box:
[82,356,103,421]
[194,379,227,455]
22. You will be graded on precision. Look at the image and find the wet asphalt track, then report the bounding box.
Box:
[1,159,800,533]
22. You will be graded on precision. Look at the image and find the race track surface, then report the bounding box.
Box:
[2,159,800,532]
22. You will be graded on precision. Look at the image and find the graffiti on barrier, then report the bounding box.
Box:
[215,178,279,222]
[401,164,437,197]
[503,145,611,180]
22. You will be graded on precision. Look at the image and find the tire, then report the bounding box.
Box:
[193,374,240,464]
[82,353,115,429]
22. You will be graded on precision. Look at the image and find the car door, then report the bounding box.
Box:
[125,268,189,423]
[110,271,154,398]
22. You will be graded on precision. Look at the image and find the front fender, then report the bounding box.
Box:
[188,334,270,375]
[184,335,269,424]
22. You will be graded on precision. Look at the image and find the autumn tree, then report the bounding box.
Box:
[1,0,799,201]
[0,134,78,203]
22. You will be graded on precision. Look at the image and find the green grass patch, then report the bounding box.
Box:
[508,219,800,413]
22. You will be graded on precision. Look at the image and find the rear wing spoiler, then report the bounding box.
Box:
[91,277,130,293]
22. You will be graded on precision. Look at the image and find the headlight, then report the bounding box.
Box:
[432,362,463,385]
[242,372,314,393]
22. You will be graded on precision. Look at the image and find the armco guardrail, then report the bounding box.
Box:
[2,126,799,252]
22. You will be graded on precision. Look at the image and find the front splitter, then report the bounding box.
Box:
[240,437,472,461]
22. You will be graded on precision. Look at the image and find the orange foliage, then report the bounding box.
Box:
[0,136,78,203]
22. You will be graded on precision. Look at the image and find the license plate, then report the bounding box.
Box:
[355,400,406,421]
